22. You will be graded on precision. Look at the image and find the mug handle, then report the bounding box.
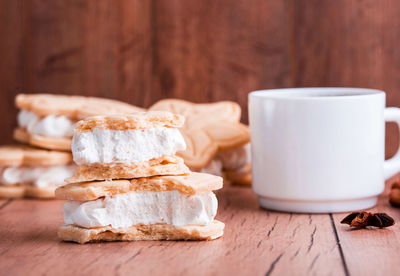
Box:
[384,107,400,180]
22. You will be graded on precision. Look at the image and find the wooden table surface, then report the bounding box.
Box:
[1,176,399,276]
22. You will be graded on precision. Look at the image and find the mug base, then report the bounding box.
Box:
[258,196,378,213]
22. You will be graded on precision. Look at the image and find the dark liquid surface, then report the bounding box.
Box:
[306,93,364,97]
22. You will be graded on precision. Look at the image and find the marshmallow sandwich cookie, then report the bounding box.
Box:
[14,94,144,151]
[0,145,75,198]
[57,173,224,243]
[150,99,251,185]
[201,142,252,185]
[57,111,224,243]
[66,111,190,182]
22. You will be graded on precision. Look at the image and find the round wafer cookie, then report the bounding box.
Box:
[59,220,225,243]
[14,128,71,151]
[224,163,252,186]
[56,172,223,201]
[0,185,57,199]
[0,145,72,167]
[67,155,190,183]
[75,111,184,133]
[16,94,145,119]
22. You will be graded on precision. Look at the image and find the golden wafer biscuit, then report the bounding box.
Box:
[58,220,225,243]
[150,99,250,169]
[14,128,71,151]
[178,131,219,169]
[0,145,72,166]
[0,185,24,198]
[67,155,190,183]
[389,182,400,206]
[224,163,252,186]
[204,122,250,151]
[75,111,184,133]
[57,172,222,201]
[16,94,144,119]
[0,185,57,199]
[150,99,241,125]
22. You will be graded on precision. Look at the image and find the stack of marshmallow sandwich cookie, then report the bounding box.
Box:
[150,99,251,185]
[0,146,74,198]
[0,93,143,199]
[56,111,224,243]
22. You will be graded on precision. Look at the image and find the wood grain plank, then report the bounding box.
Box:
[83,0,120,97]
[0,0,23,145]
[115,0,153,107]
[21,0,152,102]
[0,199,12,210]
[332,177,400,275]
[291,0,400,158]
[84,0,152,102]
[152,0,291,121]
[23,0,86,94]
[77,0,151,106]
[0,188,343,275]
[0,0,152,145]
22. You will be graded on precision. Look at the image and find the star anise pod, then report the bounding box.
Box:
[369,213,395,227]
[341,212,395,229]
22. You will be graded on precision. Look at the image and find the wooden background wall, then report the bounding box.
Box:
[1,0,400,157]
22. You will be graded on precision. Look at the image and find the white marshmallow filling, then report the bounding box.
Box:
[72,127,187,165]
[200,143,251,176]
[18,110,76,138]
[218,143,251,170]
[0,165,75,188]
[63,190,218,228]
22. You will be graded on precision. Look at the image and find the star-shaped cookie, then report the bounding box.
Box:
[150,99,250,170]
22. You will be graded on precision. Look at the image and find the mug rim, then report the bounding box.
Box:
[249,87,385,100]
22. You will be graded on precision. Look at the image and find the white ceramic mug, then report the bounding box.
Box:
[249,88,400,213]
